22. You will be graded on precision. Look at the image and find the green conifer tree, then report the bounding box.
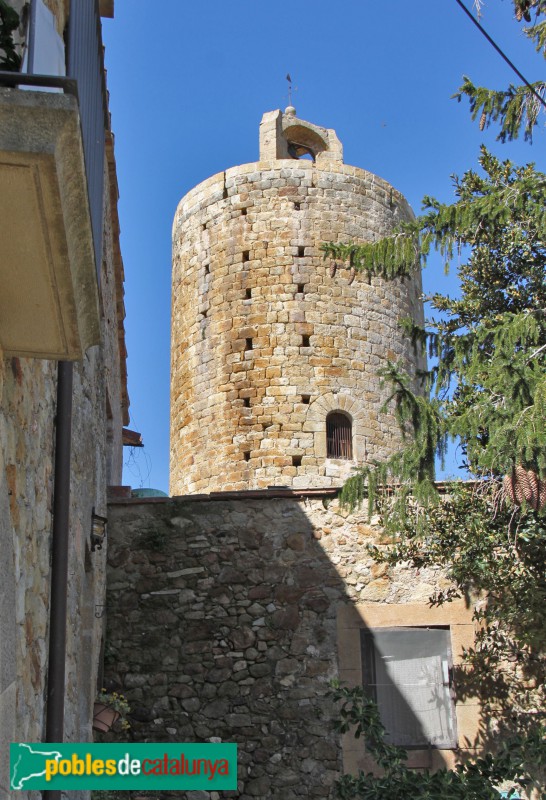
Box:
[322,150,546,798]
[455,0,545,141]
[0,0,21,71]
[322,3,546,796]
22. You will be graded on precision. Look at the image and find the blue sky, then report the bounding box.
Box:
[101,1,545,494]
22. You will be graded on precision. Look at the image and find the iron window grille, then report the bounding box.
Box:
[326,411,352,460]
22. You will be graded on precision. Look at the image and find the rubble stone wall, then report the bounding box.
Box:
[103,494,475,800]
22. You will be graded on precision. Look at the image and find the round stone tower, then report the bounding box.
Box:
[170,108,425,494]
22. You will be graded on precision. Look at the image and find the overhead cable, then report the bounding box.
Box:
[454,0,546,110]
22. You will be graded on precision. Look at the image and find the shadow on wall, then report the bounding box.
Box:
[100,493,473,800]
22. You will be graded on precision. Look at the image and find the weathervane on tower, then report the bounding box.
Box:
[286,73,297,111]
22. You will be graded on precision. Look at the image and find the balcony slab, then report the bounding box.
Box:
[0,87,100,359]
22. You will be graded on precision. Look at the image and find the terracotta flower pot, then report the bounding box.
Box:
[93,702,120,732]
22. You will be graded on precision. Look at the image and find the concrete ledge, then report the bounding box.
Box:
[108,486,341,505]
[108,481,474,506]
[0,88,100,359]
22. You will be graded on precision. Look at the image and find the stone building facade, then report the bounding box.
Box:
[0,1,127,795]
[170,109,425,495]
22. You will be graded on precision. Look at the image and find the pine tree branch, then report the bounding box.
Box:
[454,77,546,142]
[320,226,421,282]
[524,18,546,56]
[527,342,546,362]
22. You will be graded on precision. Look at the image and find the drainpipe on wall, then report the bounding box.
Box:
[43,360,73,800]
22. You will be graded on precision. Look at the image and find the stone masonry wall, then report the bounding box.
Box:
[170,159,425,495]
[103,494,479,800]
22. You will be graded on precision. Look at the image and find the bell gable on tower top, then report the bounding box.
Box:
[259,108,343,164]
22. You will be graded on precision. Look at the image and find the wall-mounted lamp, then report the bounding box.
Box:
[91,509,107,552]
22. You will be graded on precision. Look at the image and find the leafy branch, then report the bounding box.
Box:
[455,1,545,142]
[328,681,545,799]
[454,77,546,143]
[0,0,21,71]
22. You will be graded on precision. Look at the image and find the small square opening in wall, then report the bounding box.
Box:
[243,451,251,462]
[241,207,247,217]
[294,202,301,211]
[297,283,305,294]
[292,455,302,467]
[202,223,207,232]
[298,246,305,257]
[245,338,253,351]
[245,288,252,300]
[301,394,311,404]
[204,263,210,275]
[243,397,250,408]
[242,250,250,263]
[301,335,310,347]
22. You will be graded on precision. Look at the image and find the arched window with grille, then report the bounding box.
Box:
[326,411,353,460]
